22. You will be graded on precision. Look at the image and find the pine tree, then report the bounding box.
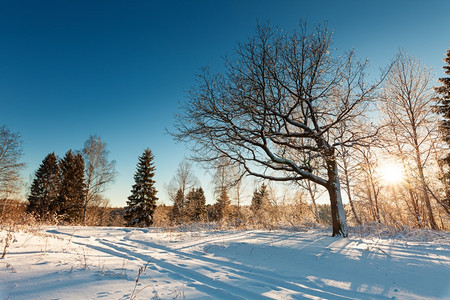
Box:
[251,183,268,213]
[185,187,207,222]
[435,49,450,146]
[53,150,86,223]
[27,152,59,220]
[434,49,450,208]
[215,188,230,220]
[170,188,184,224]
[124,148,158,227]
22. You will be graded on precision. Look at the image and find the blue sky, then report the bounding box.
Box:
[1,0,449,207]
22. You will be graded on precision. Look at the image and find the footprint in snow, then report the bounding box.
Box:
[96,291,111,298]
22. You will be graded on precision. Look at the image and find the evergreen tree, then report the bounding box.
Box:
[27,153,59,220]
[251,183,268,213]
[124,148,158,227]
[185,187,207,222]
[434,49,450,207]
[53,150,86,223]
[215,188,230,220]
[170,188,184,224]
[435,49,450,146]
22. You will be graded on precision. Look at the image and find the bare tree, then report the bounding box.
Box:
[85,194,111,226]
[299,179,321,223]
[338,144,361,225]
[212,156,247,208]
[212,155,232,196]
[167,160,199,200]
[211,156,233,220]
[380,51,440,229]
[81,135,117,225]
[382,122,425,228]
[357,147,382,223]
[0,125,25,215]
[167,160,199,223]
[172,23,386,237]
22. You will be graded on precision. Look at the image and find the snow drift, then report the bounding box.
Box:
[1,226,449,299]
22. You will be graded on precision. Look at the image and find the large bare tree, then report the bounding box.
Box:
[173,23,385,237]
[81,135,117,225]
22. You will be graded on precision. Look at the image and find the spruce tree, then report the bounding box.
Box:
[27,152,59,220]
[124,148,158,227]
[434,49,450,207]
[185,187,207,222]
[251,183,268,213]
[170,188,184,224]
[215,188,230,220]
[53,150,86,223]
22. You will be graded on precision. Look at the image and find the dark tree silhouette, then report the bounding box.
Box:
[27,153,59,220]
[433,49,450,209]
[185,187,207,222]
[170,188,184,224]
[53,150,86,223]
[251,183,268,213]
[215,188,230,220]
[124,148,158,227]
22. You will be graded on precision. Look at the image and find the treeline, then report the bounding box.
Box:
[1,23,449,235]
[170,22,450,236]
[23,136,117,225]
[159,180,332,230]
[165,166,318,229]
[27,151,85,223]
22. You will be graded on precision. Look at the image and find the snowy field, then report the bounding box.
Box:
[1,226,449,300]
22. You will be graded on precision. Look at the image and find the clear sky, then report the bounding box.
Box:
[1,0,449,207]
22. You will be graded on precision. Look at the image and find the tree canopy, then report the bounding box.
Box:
[173,22,386,236]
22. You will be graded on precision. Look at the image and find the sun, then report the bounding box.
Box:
[378,163,404,185]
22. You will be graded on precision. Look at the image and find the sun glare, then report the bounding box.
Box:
[378,164,404,185]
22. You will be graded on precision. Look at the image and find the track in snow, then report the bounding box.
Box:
[2,226,449,299]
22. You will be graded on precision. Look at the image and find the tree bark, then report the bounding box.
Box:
[326,157,348,237]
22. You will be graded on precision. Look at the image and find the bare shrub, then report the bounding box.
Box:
[0,199,26,225]
[153,205,171,228]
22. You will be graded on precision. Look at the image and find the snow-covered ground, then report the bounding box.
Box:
[1,226,449,299]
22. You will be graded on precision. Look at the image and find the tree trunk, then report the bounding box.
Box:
[305,180,320,223]
[370,179,381,223]
[326,158,348,237]
[359,150,381,223]
[82,177,92,226]
[83,199,88,226]
[310,193,320,224]
[416,158,438,230]
[406,190,423,228]
[396,148,423,227]
[341,154,361,225]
